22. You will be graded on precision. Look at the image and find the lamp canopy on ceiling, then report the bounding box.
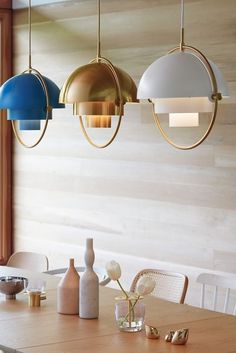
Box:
[137,0,228,150]
[59,0,138,149]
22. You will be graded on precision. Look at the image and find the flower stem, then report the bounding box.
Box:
[123,295,140,323]
[131,296,140,310]
[116,279,129,299]
[128,299,132,325]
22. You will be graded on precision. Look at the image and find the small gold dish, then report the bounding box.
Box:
[145,325,160,339]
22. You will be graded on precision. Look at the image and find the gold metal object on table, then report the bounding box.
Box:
[165,330,175,342]
[171,328,189,345]
[145,325,160,339]
[28,291,46,307]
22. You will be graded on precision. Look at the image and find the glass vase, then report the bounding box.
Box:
[115,298,145,332]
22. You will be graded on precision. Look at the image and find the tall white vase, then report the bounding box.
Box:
[79,238,99,319]
[57,258,80,315]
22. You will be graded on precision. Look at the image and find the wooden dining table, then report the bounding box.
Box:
[0,266,236,353]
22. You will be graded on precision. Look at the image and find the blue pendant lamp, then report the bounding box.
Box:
[0,0,64,148]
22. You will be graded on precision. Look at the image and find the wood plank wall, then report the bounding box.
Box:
[13,0,236,307]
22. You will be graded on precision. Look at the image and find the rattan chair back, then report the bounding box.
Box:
[130,269,188,304]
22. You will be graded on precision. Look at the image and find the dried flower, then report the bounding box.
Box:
[136,277,156,296]
[106,261,156,329]
[106,260,121,281]
[106,261,156,299]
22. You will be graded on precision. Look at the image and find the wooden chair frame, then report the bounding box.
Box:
[197,273,236,315]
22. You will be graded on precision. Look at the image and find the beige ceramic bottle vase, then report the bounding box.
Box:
[79,238,99,319]
[57,258,80,315]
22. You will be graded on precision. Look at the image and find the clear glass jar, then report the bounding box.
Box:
[115,298,145,332]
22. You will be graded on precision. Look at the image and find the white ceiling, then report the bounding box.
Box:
[13,0,69,9]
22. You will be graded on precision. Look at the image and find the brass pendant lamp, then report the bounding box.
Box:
[137,0,228,150]
[59,0,138,148]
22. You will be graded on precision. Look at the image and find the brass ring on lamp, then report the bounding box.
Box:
[152,44,221,150]
[11,67,51,149]
[78,56,123,149]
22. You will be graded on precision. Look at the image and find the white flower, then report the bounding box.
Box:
[136,277,156,296]
[106,260,121,281]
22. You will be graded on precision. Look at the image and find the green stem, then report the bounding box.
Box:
[130,296,140,321]
[116,279,129,299]
[123,296,140,323]
[131,296,140,311]
[128,299,132,325]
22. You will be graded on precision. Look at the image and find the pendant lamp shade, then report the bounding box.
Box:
[0,73,64,130]
[0,0,65,147]
[60,0,138,148]
[138,52,228,101]
[137,0,229,150]
[60,62,137,117]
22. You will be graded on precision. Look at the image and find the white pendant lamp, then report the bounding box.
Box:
[137,0,228,150]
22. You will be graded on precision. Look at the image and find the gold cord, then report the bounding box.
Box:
[180,0,185,51]
[97,0,101,61]
[28,0,32,70]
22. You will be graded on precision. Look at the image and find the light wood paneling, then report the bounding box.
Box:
[13,0,236,307]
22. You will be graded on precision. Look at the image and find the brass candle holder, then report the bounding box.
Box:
[28,291,46,307]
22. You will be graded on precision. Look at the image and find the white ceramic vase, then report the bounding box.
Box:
[57,258,80,315]
[79,238,99,319]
